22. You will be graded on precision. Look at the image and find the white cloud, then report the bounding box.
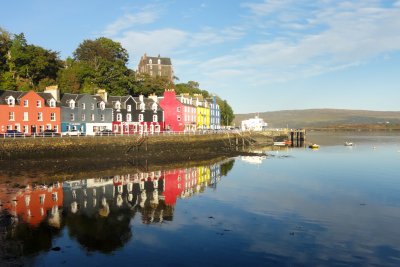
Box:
[116,28,188,66]
[102,10,159,37]
[199,0,400,86]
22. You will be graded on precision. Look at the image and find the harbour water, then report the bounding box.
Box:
[1,132,400,266]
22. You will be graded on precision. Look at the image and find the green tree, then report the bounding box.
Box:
[218,98,234,126]
[73,37,134,95]
[0,27,12,73]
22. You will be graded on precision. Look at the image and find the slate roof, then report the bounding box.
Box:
[0,90,27,105]
[142,56,172,65]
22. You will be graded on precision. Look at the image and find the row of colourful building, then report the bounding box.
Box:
[0,86,221,135]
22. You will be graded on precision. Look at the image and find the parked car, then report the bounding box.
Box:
[61,129,83,136]
[35,129,61,137]
[0,130,24,138]
[95,129,113,136]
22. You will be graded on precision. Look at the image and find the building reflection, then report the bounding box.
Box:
[1,159,234,254]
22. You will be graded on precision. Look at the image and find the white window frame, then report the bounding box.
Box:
[127,105,131,112]
[139,114,144,122]
[49,99,56,107]
[50,113,56,121]
[153,115,158,122]
[6,97,15,106]
[38,112,43,121]
[70,113,75,121]
[82,103,86,109]
[37,100,41,108]
[91,103,95,110]
[177,107,181,112]
[9,112,14,121]
[82,114,86,121]
[91,114,95,121]
[116,113,122,122]
[126,114,132,122]
[69,100,75,109]
[23,112,29,121]
[24,100,29,107]
[101,114,105,121]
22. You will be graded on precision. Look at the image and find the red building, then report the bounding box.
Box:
[0,89,61,134]
[159,89,195,132]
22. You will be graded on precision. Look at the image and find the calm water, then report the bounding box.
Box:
[1,132,400,266]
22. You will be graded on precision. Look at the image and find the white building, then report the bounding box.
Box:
[241,116,268,131]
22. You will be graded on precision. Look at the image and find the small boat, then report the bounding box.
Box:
[309,144,319,149]
[344,142,353,146]
[273,141,286,146]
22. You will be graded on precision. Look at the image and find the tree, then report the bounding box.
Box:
[218,98,234,126]
[0,27,12,73]
[73,37,134,96]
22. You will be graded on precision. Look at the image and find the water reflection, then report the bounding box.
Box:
[0,159,234,255]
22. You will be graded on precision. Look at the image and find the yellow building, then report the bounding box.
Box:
[195,97,210,130]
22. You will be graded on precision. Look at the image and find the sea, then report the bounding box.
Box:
[1,132,399,266]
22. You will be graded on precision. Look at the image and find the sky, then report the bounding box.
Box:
[1,0,400,114]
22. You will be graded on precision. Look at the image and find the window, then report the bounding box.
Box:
[70,113,75,121]
[139,102,145,111]
[54,125,58,132]
[153,115,158,122]
[69,100,75,109]
[82,103,86,109]
[37,100,41,107]
[91,114,95,121]
[9,112,14,121]
[101,114,105,121]
[50,113,55,121]
[115,102,121,110]
[39,195,45,204]
[23,125,28,133]
[158,59,161,64]
[177,107,181,112]
[38,112,43,121]
[127,105,131,112]
[24,100,29,107]
[114,124,118,132]
[6,97,15,106]
[39,125,44,132]
[126,114,132,122]
[49,99,56,107]
[99,102,105,110]
[91,103,95,110]
[177,115,181,121]
[139,114,144,122]
[46,124,51,130]
[116,113,122,122]
[82,114,86,121]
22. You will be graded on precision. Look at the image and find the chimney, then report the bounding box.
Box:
[96,89,108,102]
[44,85,60,101]
[148,93,158,102]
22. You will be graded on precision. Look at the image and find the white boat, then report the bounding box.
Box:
[273,141,286,146]
[344,142,353,146]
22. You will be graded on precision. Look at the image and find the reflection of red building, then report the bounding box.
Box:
[5,183,63,227]
[163,168,198,206]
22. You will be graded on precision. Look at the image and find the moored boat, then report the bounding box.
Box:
[344,142,353,146]
[309,144,319,149]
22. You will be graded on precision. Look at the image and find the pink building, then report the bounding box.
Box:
[159,89,196,132]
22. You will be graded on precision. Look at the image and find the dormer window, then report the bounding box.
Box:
[49,99,56,107]
[99,102,105,110]
[69,100,75,109]
[115,101,121,110]
[139,102,145,112]
[149,59,152,64]
[157,59,161,64]
[6,96,15,106]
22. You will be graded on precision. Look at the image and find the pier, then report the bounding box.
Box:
[289,129,306,147]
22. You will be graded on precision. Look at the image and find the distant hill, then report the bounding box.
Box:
[234,109,400,129]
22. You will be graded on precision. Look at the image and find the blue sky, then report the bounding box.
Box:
[1,0,400,113]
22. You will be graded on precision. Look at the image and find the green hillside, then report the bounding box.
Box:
[234,109,400,129]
